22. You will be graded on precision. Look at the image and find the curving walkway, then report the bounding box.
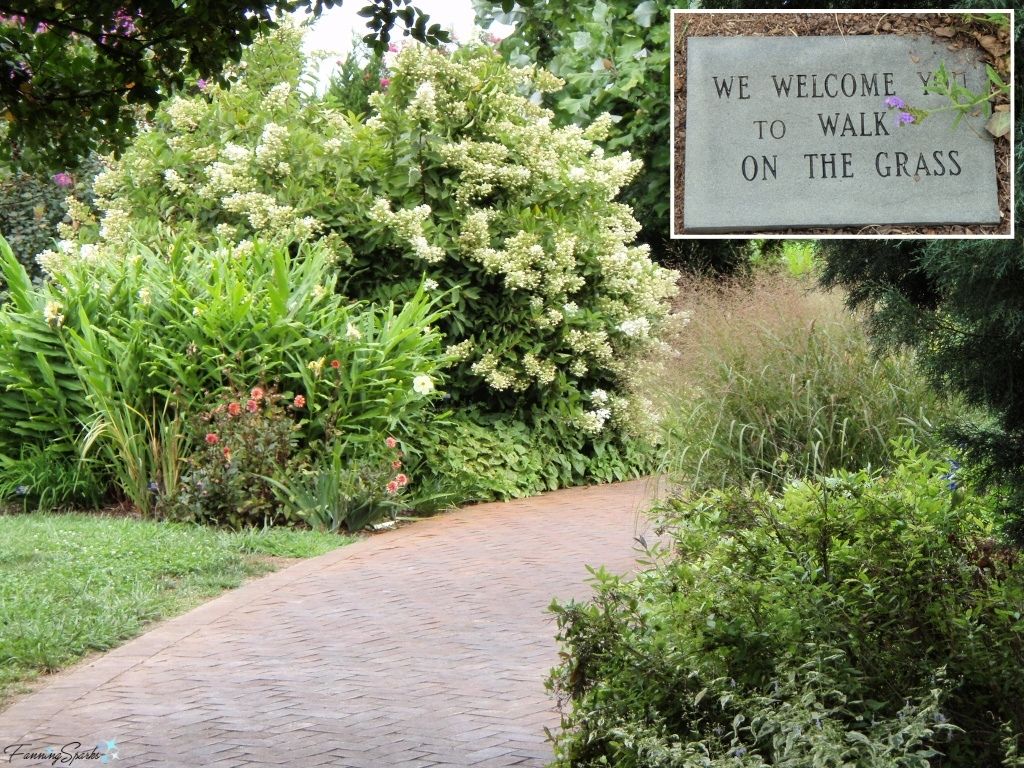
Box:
[0,479,657,767]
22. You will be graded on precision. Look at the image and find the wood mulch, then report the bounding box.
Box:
[671,11,1013,237]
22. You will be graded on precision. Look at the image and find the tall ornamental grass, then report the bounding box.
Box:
[650,274,952,490]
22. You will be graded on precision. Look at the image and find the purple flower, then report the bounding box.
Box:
[113,8,136,35]
[52,172,74,188]
[896,111,915,127]
[884,96,905,109]
[196,78,208,92]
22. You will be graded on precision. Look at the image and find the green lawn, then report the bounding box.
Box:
[0,513,352,705]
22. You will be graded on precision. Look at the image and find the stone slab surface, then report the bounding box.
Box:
[681,35,1000,232]
[0,479,658,767]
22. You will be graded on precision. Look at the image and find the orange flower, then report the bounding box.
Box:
[205,433,219,445]
[330,359,340,369]
[227,402,241,417]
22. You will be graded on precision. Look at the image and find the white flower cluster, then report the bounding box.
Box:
[579,407,612,434]
[36,237,102,276]
[43,300,64,327]
[221,191,297,232]
[470,352,525,392]
[582,113,614,142]
[163,168,190,195]
[255,122,290,176]
[368,198,445,263]
[618,316,651,338]
[202,160,255,197]
[408,81,438,123]
[444,338,475,363]
[165,96,207,132]
[265,82,293,112]
[56,196,96,241]
[438,140,530,206]
[522,352,556,385]
[98,204,132,247]
[567,328,613,362]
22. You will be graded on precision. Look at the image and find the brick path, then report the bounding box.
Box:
[0,479,657,767]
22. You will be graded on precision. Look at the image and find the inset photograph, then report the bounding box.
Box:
[671,10,1014,237]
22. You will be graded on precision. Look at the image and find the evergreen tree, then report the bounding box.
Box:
[819,2,1021,537]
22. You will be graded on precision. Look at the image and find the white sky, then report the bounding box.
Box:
[294,1,512,89]
[297,1,511,54]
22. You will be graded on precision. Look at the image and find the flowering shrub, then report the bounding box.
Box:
[163,388,300,527]
[59,27,676,482]
[0,232,443,514]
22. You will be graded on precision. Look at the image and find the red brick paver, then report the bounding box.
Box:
[0,479,657,767]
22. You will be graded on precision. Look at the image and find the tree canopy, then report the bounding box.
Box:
[0,0,449,170]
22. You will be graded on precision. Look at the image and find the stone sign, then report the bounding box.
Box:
[680,35,1001,233]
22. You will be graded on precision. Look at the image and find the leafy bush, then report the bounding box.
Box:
[0,157,103,284]
[273,435,411,532]
[58,27,675,476]
[549,444,1024,766]
[0,232,443,514]
[163,387,299,527]
[0,444,104,511]
[652,275,950,490]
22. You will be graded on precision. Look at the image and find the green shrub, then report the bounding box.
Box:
[549,444,1024,766]
[0,232,444,514]
[58,27,676,474]
[652,275,950,491]
[0,157,101,284]
[272,435,410,532]
[162,387,299,528]
[0,444,105,511]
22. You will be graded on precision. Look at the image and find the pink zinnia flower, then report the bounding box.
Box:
[385,480,399,495]
[250,386,264,401]
[205,433,219,445]
[395,473,408,487]
[246,398,259,413]
[227,401,241,417]
[392,460,402,470]
[293,394,306,408]
[379,77,391,89]
[222,446,232,461]
[330,359,340,369]
[385,436,397,449]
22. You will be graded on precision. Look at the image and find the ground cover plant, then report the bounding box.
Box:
[650,274,951,492]
[0,513,350,706]
[548,445,1024,766]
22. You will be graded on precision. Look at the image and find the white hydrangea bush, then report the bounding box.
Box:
[358,44,678,440]
[56,29,677,453]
